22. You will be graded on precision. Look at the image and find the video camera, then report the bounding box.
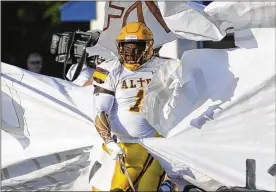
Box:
[50,30,101,81]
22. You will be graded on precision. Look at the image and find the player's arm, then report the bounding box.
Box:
[92,66,115,142]
[92,66,123,159]
[93,86,114,143]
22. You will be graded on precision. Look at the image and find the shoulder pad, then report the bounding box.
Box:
[93,59,121,84]
[93,66,109,84]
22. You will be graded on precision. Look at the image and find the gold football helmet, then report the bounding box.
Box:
[116,22,154,71]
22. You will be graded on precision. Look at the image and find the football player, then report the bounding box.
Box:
[92,22,176,191]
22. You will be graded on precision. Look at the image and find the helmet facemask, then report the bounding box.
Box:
[117,40,153,71]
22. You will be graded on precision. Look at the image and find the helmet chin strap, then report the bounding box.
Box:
[121,53,145,71]
[123,63,141,71]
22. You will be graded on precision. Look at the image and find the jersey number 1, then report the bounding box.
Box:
[129,89,144,113]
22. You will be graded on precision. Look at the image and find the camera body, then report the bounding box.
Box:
[50,30,101,81]
[50,30,101,66]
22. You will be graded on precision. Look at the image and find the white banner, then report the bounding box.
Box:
[1,65,102,190]
[2,2,275,191]
[93,1,276,57]
[205,2,276,31]
[96,1,226,56]
[141,27,275,191]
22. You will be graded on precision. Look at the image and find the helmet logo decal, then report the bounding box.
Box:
[125,35,138,40]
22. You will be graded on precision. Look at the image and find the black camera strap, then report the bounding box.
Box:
[63,32,76,81]
[71,31,100,82]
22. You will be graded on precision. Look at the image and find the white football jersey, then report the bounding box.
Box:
[93,57,171,139]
